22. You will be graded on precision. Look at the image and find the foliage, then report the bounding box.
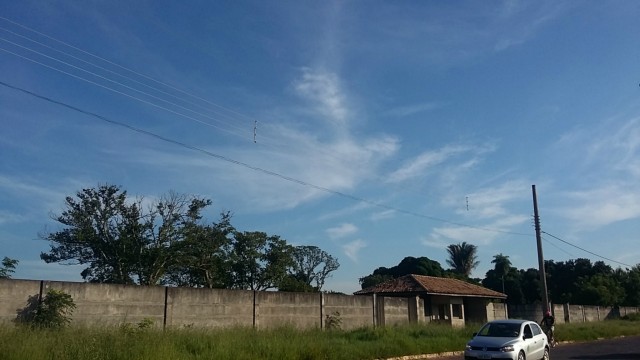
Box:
[27,289,76,329]
[40,185,341,291]
[324,311,342,330]
[2,320,640,360]
[120,318,155,334]
[285,245,340,291]
[229,231,294,291]
[0,256,18,279]
[164,211,234,288]
[359,256,445,289]
[446,242,479,277]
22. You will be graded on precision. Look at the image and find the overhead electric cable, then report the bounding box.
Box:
[542,231,633,267]
[541,235,575,258]
[0,25,251,125]
[0,18,410,178]
[0,46,249,140]
[0,16,254,122]
[0,38,249,136]
[0,80,533,238]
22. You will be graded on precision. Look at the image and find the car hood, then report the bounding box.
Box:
[468,336,519,348]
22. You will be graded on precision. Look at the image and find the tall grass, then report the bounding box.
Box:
[1,319,639,360]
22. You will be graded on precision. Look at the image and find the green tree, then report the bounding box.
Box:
[285,245,339,291]
[0,256,18,279]
[446,242,479,277]
[359,256,445,289]
[166,212,234,288]
[621,265,640,306]
[28,289,76,329]
[229,231,294,291]
[41,185,213,285]
[491,253,511,278]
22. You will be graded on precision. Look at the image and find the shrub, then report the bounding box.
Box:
[621,312,640,321]
[29,289,76,329]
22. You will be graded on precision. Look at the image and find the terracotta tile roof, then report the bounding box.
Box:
[354,274,506,299]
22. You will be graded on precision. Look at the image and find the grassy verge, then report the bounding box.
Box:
[0,319,638,360]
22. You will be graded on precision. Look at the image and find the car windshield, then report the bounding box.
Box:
[477,323,521,337]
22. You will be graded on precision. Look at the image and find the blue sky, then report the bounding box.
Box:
[1,1,639,293]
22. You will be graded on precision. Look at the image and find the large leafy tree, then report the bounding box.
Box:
[359,256,445,289]
[41,185,212,285]
[165,212,234,288]
[446,242,479,277]
[281,245,340,292]
[229,231,294,291]
[0,256,18,279]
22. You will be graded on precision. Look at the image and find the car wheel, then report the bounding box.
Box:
[518,350,526,360]
[542,347,550,360]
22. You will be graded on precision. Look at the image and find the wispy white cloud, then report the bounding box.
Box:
[558,185,640,230]
[385,102,441,118]
[293,68,349,128]
[387,143,495,184]
[493,1,568,51]
[370,209,396,221]
[342,239,366,262]
[423,214,529,248]
[326,223,358,239]
[551,117,640,230]
[458,180,532,218]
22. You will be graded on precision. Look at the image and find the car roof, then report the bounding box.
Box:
[485,319,533,325]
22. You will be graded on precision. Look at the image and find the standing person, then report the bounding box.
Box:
[540,310,555,347]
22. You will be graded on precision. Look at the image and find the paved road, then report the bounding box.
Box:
[430,335,640,360]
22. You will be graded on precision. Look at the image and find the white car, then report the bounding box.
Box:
[464,319,550,360]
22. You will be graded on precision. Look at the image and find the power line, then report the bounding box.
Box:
[541,235,575,258]
[0,80,533,238]
[0,16,255,123]
[0,46,250,140]
[0,16,442,197]
[542,231,633,268]
[0,24,253,127]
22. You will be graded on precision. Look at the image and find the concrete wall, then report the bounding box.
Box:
[0,279,41,325]
[508,303,544,321]
[255,291,321,329]
[166,287,254,328]
[382,296,410,326]
[45,281,166,327]
[324,293,374,330]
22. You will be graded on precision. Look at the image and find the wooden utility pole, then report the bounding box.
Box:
[532,185,550,313]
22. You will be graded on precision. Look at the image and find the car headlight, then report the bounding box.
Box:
[500,345,515,352]
[465,344,472,351]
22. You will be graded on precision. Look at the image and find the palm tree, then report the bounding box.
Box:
[491,253,512,277]
[446,242,479,277]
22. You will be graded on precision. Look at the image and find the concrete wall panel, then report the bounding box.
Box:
[255,291,321,330]
[324,293,373,330]
[383,296,409,326]
[0,279,41,325]
[166,287,254,328]
[582,305,599,322]
[44,281,165,327]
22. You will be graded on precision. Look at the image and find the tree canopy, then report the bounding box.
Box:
[446,241,479,277]
[0,256,18,279]
[41,185,339,291]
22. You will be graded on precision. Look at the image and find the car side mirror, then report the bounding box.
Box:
[472,332,477,337]
[523,333,533,340]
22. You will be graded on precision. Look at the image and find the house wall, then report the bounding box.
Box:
[463,299,508,325]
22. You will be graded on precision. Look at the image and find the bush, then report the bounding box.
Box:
[621,312,640,321]
[29,289,76,329]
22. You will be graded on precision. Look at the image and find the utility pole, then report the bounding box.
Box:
[532,185,550,314]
